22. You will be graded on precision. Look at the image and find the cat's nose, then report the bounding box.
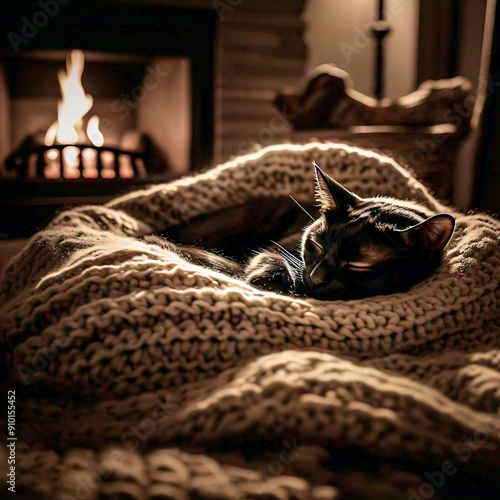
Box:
[309,262,326,288]
[302,271,313,292]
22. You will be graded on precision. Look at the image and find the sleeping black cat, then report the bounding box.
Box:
[147,162,455,300]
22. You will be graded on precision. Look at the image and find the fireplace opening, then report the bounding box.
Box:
[2,49,191,180]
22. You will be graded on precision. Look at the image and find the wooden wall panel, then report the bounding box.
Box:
[215,3,307,162]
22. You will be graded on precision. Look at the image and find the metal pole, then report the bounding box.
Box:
[369,0,391,99]
[375,0,384,98]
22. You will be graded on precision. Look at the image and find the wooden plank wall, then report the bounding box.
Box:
[214,0,307,163]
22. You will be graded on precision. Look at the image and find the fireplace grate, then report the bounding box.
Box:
[5,142,148,180]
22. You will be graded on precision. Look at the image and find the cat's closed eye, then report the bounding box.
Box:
[310,237,324,256]
[346,262,372,271]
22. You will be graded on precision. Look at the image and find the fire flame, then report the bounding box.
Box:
[44,50,103,147]
[87,115,104,147]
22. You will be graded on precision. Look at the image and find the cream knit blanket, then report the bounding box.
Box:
[1,143,499,500]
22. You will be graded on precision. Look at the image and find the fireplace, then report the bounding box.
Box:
[4,49,174,180]
[0,0,216,238]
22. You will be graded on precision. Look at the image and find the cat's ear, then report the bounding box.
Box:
[396,213,455,253]
[313,161,360,212]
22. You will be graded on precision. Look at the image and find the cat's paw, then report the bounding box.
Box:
[245,252,296,293]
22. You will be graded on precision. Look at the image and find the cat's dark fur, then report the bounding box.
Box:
[146,162,455,300]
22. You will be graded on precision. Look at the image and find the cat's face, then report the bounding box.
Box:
[300,163,455,300]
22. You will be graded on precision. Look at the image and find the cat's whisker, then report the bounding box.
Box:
[270,240,303,268]
[290,195,315,221]
[270,246,301,270]
[277,251,302,272]
[270,240,300,260]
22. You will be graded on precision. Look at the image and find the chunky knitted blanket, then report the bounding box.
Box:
[1,143,499,500]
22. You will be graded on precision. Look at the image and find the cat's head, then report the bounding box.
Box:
[300,162,455,300]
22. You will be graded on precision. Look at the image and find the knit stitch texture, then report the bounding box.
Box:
[1,142,499,499]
